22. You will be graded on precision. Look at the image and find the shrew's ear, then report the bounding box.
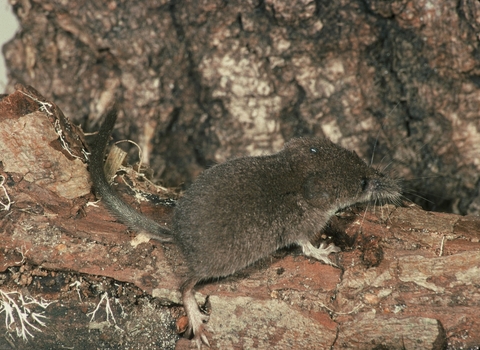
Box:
[303,173,333,208]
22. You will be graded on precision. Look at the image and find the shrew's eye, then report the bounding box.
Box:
[361,178,368,191]
[310,147,318,154]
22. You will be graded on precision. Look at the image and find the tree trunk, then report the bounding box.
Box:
[4,0,480,215]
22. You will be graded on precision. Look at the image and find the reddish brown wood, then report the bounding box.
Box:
[1,87,479,349]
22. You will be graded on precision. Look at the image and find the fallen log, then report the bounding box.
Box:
[0,86,478,349]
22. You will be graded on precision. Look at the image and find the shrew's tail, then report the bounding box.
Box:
[89,105,173,242]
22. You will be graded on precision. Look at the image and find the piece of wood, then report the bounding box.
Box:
[1,86,479,349]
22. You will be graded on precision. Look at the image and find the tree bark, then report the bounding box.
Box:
[1,86,479,349]
[4,0,480,215]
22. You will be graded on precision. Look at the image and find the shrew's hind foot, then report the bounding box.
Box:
[182,279,211,349]
[185,305,210,349]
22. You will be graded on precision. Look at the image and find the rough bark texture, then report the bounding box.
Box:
[3,0,480,215]
[1,86,480,349]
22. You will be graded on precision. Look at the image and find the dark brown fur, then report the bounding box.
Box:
[174,137,399,279]
[89,107,401,348]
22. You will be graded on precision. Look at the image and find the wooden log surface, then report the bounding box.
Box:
[0,86,479,349]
